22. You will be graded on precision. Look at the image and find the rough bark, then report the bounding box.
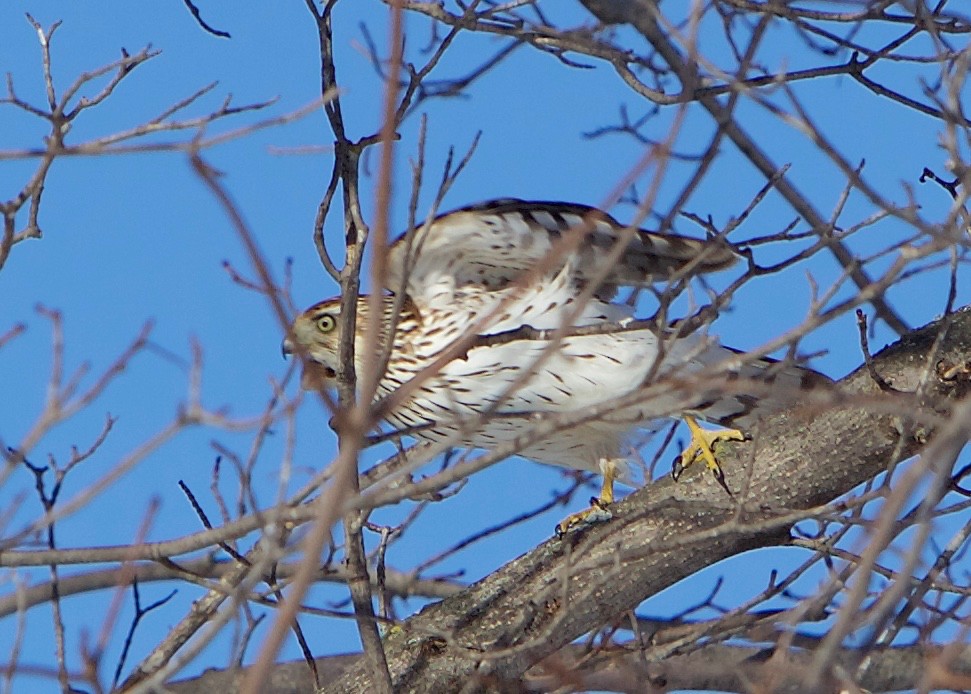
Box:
[167,643,971,694]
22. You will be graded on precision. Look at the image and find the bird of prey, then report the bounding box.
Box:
[284,199,823,533]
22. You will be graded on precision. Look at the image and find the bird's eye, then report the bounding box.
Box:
[316,314,337,333]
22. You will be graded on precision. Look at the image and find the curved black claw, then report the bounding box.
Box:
[671,454,685,481]
[672,452,733,497]
[712,466,733,497]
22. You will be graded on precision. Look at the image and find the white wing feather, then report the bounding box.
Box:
[386,199,738,312]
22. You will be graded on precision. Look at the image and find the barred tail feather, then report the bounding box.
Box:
[689,345,831,429]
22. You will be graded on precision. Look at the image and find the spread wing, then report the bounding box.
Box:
[385,199,739,311]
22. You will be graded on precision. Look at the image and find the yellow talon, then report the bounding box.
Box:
[382,623,404,640]
[556,419,747,538]
[556,460,617,536]
[671,416,748,494]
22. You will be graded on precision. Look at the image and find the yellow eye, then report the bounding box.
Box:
[316,314,337,333]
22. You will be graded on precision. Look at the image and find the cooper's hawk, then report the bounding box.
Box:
[284,199,825,533]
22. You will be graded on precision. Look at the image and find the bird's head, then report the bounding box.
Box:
[282,297,344,391]
[283,295,407,391]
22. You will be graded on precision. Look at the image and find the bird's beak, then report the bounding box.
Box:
[281,337,294,360]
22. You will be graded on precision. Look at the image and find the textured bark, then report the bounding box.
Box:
[307,308,971,692]
[528,641,971,693]
[167,643,971,693]
[166,655,358,694]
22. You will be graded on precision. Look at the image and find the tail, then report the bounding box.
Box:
[687,345,832,429]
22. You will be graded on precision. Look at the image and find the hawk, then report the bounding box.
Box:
[284,199,824,533]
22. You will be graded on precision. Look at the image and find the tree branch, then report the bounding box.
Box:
[164,641,971,694]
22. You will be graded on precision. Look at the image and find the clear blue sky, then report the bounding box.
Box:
[1,3,966,691]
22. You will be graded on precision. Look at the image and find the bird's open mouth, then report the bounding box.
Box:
[282,338,337,390]
[300,360,337,391]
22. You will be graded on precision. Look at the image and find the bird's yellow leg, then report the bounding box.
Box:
[556,460,617,537]
[672,416,747,493]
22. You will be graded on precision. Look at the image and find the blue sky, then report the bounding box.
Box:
[1,2,968,691]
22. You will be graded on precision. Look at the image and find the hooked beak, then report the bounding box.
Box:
[281,335,337,389]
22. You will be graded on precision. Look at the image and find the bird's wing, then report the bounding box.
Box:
[385,199,739,311]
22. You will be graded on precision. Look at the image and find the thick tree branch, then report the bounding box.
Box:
[165,641,971,694]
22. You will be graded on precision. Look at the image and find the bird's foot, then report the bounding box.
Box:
[555,496,613,537]
[671,416,748,495]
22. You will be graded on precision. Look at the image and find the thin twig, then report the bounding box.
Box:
[855,309,896,392]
